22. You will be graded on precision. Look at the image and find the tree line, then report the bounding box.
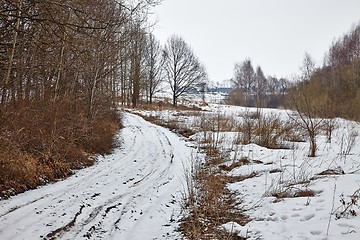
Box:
[226,22,360,121]
[226,58,290,108]
[291,22,360,121]
[118,32,207,107]
[285,22,360,157]
[0,0,207,109]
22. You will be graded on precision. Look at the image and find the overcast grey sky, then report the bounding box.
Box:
[150,0,360,82]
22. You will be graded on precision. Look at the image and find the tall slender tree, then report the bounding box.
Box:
[255,66,267,109]
[143,33,163,103]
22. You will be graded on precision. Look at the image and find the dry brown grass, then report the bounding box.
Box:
[136,100,202,112]
[219,157,251,171]
[272,188,316,199]
[180,143,251,239]
[225,172,259,184]
[179,167,250,240]
[195,112,237,133]
[140,114,196,138]
[237,113,298,149]
[0,97,121,199]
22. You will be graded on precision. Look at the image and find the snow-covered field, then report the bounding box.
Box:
[133,102,360,240]
[0,113,195,240]
[205,105,360,240]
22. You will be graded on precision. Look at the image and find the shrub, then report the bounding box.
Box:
[0,97,121,199]
[237,112,296,149]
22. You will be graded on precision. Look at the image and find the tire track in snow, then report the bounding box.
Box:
[0,112,194,240]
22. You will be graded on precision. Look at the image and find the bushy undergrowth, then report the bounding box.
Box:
[236,111,298,149]
[0,98,121,199]
[194,110,301,150]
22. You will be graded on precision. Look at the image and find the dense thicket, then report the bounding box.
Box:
[0,0,160,198]
[290,23,360,121]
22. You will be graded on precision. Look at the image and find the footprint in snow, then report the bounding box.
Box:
[292,207,303,211]
[269,212,276,216]
[266,216,279,222]
[300,213,315,221]
[338,223,356,228]
[310,230,321,235]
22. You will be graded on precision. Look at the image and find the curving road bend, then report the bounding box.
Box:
[0,112,195,240]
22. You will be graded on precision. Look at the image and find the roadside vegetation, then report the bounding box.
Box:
[0,97,120,198]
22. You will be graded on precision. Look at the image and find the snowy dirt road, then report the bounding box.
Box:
[0,113,195,240]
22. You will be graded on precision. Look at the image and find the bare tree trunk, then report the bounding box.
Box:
[309,130,317,157]
[89,68,99,118]
[54,37,66,101]
[173,92,177,106]
[173,83,177,106]
[2,0,23,104]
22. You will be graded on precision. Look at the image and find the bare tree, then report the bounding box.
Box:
[233,58,255,106]
[255,66,267,109]
[300,52,316,82]
[326,23,360,68]
[143,33,163,103]
[289,53,323,157]
[128,22,147,108]
[162,35,207,106]
[1,0,23,104]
